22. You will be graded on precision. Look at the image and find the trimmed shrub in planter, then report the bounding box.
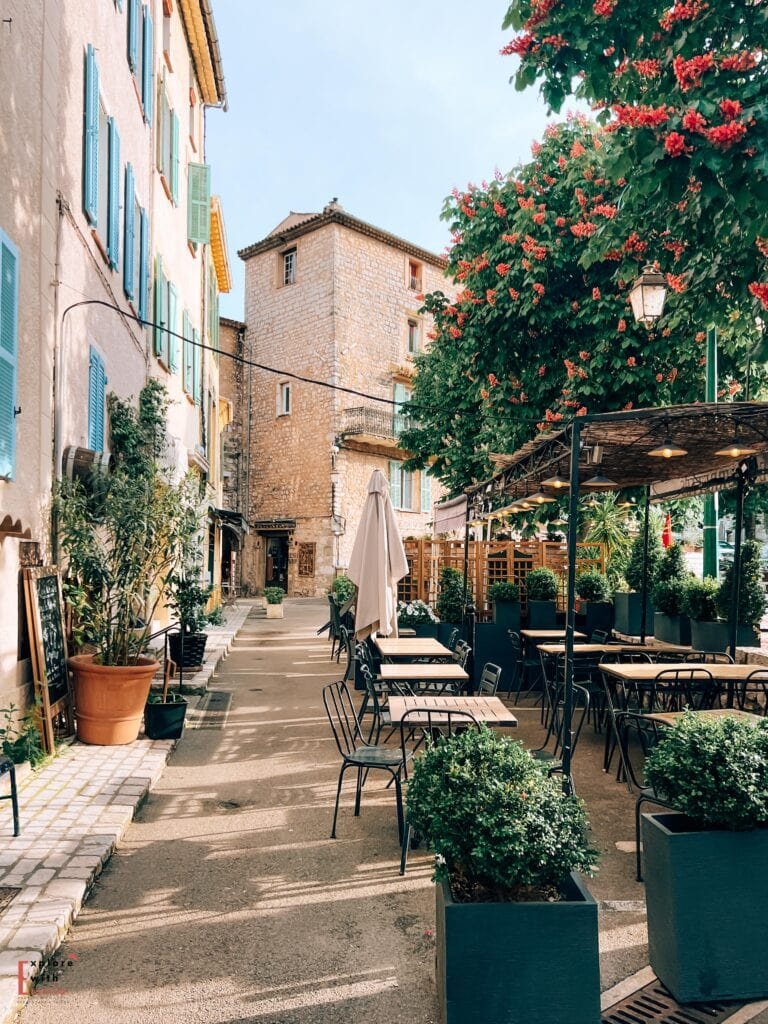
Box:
[575,570,613,635]
[642,713,768,1002]
[487,580,520,631]
[652,545,693,645]
[264,587,285,618]
[683,575,759,651]
[524,568,559,627]
[715,539,766,648]
[436,567,466,626]
[407,727,600,1024]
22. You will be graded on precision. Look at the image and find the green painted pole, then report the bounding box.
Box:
[703,326,719,579]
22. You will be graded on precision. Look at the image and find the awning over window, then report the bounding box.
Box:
[433,495,467,535]
[212,507,249,541]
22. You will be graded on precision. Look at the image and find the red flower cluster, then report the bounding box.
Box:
[660,1,708,30]
[570,141,587,157]
[613,103,671,128]
[681,109,707,133]
[624,232,648,254]
[633,59,661,78]
[555,216,567,227]
[627,356,637,367]
[664,132,690,157]
[579,351,591,360]
[593,0,617,16]
[518,197,535,209]
[508,287,520,300]
[500,34,536,57]
[449,326,462,339]
[705,121,749,149]
[538,365,547,376]
[533,283,546,296]
[748,283,768,310]
[592,287,601,300]
[672,53,715,91]
[502,233,520,244]
[720,51,758,73]
[486,289,497,306]
[541,34,568,49]
[591,203,617,219]
[493,201,507,217]
[495,264,510,276]
[488,373,499,387]
[525,0,557,29]
[720,99,742,121]
[522,235,548,260]
[533,211,546,225]
[757,238,768,259]
[571,221,597,238]
[666,273,688,293]
[664,239,686,260]
[617,319,627,332]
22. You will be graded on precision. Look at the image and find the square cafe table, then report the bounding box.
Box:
[379,663,469,685]
[599,662,759,685]
[520,629,587,643]
[374,637,454,662]
[387,694,517,727]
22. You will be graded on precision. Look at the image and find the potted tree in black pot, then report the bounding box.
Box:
[642,713,768,1002]
[524,567,559,627]
[486,580,521,632]
[651,544,692,645]
[715,538,765,648]
[167,575,213,670]
[575,570,613,636]
[407,727,600,1024]
[615,530,664,636]
[683,572,760,652]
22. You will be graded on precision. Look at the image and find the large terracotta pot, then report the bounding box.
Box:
[69,654,159,745]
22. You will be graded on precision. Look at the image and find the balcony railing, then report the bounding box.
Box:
[341,406,411,441]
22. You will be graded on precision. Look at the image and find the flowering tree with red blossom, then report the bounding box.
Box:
[400,119,756,495]
[501,0,768,313]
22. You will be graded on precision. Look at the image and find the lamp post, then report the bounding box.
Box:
[628,265,668,327]
[703,328,719,579]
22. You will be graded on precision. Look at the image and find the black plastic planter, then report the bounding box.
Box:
[689,619,759,651]
[492,599,520,632]
[410,623,440,639]
[643,812,768,1003]
[653,612,691,646]
[436,873,600,1024]
[144,697,188,740]
[576,601,613,637]
[614,593,653,636]
[526,600,556,627]
[168,631,208,668]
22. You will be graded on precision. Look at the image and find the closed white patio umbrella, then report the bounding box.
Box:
[348,469,409,640]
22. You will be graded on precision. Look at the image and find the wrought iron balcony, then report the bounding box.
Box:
[341,405,411,442]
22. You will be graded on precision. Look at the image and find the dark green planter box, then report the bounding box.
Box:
[409,623,440,639]
[614,593,653,636]
[527,600,556,627]
[654,612,691,646]
[436,873,600,1024]
[575,601,613,636]
[689,619,759,652]
[473,623,515,692]
[438,622,463,647]
[144,698,188,740]
[492,600,520,632]
[643,812,768,1003]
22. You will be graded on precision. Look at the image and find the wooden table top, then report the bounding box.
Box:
[388,695,517,726]
[600,662,762,682]
[645,708,763,727]
[537,643,659,656]
[520,629,587,641]
[374,638,453,658]
[379,663,469,682]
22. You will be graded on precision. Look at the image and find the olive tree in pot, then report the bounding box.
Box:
[642,713,768,1002]
[524,567,559,627]
[615,530,664,636]
[651,544,692,645]
[714,539,766,648]
[486,580,520,632]
[264,587,285,618]
[58,381,187,745]
[575,570,613,636]
[166,478,213,671]
[407,727,600,1024]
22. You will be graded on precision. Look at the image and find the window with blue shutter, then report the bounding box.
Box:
[127,0,139,71]
[0,231,19,480]
[167,281,178,372]
[192,328,201,405]
[170,111,179,204]
[83,45,99,226]
[123,163,135,299]
[182,310,193,394]
[389,461,401,510]
[141,6,153,123]
[87,347,107,452]
[107,118,120,268]
[421,473,432,514]
[393,381,410,437]
[138,209,149,320]
[153,254,166,358]
[187,163,211,244]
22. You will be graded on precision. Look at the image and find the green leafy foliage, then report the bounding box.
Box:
[525,567,559,601]
[436,567,466,624]
[645,713,768,830]
[576,570,610,602]
[652,578,689,617]
[582,494,635,588]
[166,477,213,634]
[330,575,356,604]
[625,528,665,592]
[683,576,720,621]
[716,539,767,625]
[406,727,598,899]
[264,587,285,605]
[0,702,46,767]
[487,580,520,603]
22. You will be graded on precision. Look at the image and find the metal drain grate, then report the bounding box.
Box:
[602,980,741,1024]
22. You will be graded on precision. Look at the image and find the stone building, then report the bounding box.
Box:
[235,202,448,598]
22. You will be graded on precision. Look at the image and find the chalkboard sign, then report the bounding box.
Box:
[23,567,75,753]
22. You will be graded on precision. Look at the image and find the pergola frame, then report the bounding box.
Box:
[464,401,768,794]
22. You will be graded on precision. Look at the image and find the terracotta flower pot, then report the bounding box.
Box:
[69,653,159,745]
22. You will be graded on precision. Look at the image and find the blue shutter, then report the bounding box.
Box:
[83,45,99,225]
[153,254,165,356]
[107,118,120,268]
[141,6,153,123]
[183,311,193,394]
[170,111,179,204]
[187,163,211,243]
[87,347,106,452]
[192,328,201,405]
[0,233,19,479]
[138,209,149,320]
[123,163,135,299]
[389,461,401,510]
[421,473,432,514]
[127,0,138,71]
[167,282,178,371]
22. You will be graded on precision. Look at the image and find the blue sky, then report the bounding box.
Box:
[206,0,560,319]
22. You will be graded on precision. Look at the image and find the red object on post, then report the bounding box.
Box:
[662,512,673,548]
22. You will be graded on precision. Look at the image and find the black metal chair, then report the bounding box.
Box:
[445,627,460,652]
[591,629,609,644]
[327,596,343,661]
[530,683,590,793]
[511,630,544,706]
[653,667,717,711]
[322,680,409,843]
[737,668,768,715]
[0,759,19,839]
[475,662,502,696]
[503,630,523,698]
[398,708,481,875]
[598,652,654,775]
[339,625,355,682]
[684,651,734,664]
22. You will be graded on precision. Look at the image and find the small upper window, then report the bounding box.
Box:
[278,382,291,416]
[407,319,420,355]
[283,248,296,286]
[408,260,422,291]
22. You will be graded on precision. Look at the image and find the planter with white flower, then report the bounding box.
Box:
[397,599,439,638]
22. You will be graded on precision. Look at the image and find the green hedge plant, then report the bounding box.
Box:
[625,530,665,593]
[436,566,466,624]
[330,575,356,604]
[716,539,767,626]
[683,577,720,622]
[651,544,693,616]
[645,713,768,830]
[487,580,520,603]
[406,727,598,901]
[524,567,559,602]
[264,587,285,605]
[575,570,611,603]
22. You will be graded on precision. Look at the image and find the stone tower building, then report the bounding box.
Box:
[235,201,448,597]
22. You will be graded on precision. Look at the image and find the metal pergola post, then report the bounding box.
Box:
[561,421,582,796]
[640,486,651,643]
[727,467,745,673]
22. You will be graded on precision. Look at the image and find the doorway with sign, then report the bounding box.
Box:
[265,535,289,591]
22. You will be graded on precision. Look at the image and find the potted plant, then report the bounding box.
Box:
[486,580,521,632]
[264,586,285,618]
[715,538,765,648]
[615,530,664,636]
[435,567,467,646]
[58,381,188,745]
[144,668,188,741]
[524,567,559,627]
[397,599,439,638]
[575,569,613,635]
[407,727,600,1024]
[166,487,213,669]
[642,713,768,1002]
[651,544,692,645]
[683,573,757,652]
